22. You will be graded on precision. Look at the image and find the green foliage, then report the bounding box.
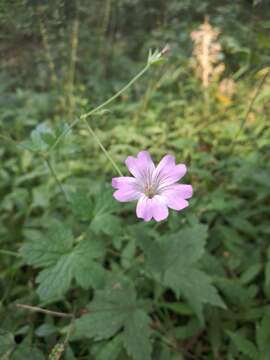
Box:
[73,280,152,360]
[0,329,15,357]
[21,220,105,303]
[0,0,270,358]
[20,123,69,153]
[136,224,225,321]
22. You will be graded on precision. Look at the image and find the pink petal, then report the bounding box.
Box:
[161,184,192,210]
[125,151,155,181]
[155,154,175,173]
[112,177,137,189]
[113,188,140,202]
[163,184,193,199]
[151,195,169,221]
[136,196,153,222]
[136,195,168,222]
[153,155,187,188]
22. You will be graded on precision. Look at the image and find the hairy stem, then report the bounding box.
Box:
[82,118,123,176]
[45,158,68,201]
[80,63,150,121]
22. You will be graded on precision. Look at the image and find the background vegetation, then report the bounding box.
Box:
[0,0,270,359]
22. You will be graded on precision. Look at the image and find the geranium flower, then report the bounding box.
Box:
[112,151,193,222]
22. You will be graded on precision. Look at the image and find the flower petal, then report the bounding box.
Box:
[113,187,140,202]
[161,184,192,210]
[163,184,193,199]
[112,176,138,189]
[153,155,187,188]
[155,154,175,173]
[151,195,169,221]
[125,151,155,181]
[136,196,153,222]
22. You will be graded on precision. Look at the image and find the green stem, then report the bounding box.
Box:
[45,158,68,201]
[49,117,80,153]
[0,249,20,257]
[82,118,123,176]
[80,63,150,120]
[48,63,151,175]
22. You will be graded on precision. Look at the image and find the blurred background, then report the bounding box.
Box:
[0,0,270,359]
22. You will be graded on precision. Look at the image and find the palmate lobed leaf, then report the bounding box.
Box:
[72,281,152,360]
[20,220,74,267]
[20,122,70,153]
[164,224,207,267]
[90,189,122,236]
[36,253,75,302]
[164,266,225,322]
[136,224,225,321]
[92,335,123,360]
[21,221,106,303]
[72,238,106,290]
[123,309,152,360]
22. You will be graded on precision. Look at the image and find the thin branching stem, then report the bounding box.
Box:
[45,158,69,201]
[49,64,150,154]
[82,118,123,176]
[0,249,20,257]
[47,63,150,176]
[15,304,74,318]
[80,63,150,121]
[49,117,80,152]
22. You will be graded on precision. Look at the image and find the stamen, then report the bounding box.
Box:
[144,184,156,198]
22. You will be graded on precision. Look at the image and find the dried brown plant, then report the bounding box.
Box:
[190,17,225,88]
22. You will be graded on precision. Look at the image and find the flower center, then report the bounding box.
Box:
[144,185,156,199]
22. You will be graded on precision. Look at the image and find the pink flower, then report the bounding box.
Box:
[112,151,193,222]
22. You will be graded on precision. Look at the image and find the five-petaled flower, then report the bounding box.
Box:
[112,151,193,222]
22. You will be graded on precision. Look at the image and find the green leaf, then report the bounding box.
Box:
[264,247,270,294]
[90,189,121,236]
[72,239,106,289]
[0,329,15,357]
[35,324,57,337]
[21,220,74,267]
[36,238,105,302]
[137,224,225,321]
[123,309,152,360]
[93,335,123,360]
[73,282,136,341]
[69,191,93,221]
[227,331,259,359]
[164,267,225,321]
[91,214,121,236]
[11,345,45,360]
[240,263,262,285]
[22,220,105,302]
[29,123,55,152]
[20,122,70,153]
[159,302,193,316]
[72,281,152,360]
[256,314,270,359]
[36,253,74,302]
[121,239,136,269]
[165,224,208,266]
[216,278,255,305]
